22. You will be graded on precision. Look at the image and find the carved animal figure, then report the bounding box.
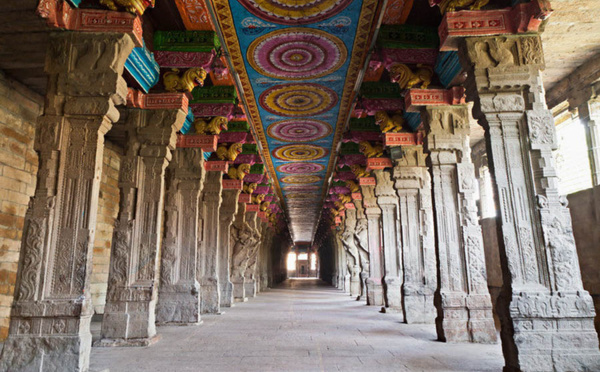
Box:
[337,194,352,204]
[260,201,270,212]
[350,164,370,179]
[375,111,405,133]
[389,63,433,90]
[334,201,346,212]
[345,180,360,193]
[216,143,243,162]
[100,0,154,15]
[163,67,207,92]
[252,194,265,204]
[228,163,251,180]
[359,141,384,158]
[243,183,257,194]
[194,116,228,135]
[437,0,489,13]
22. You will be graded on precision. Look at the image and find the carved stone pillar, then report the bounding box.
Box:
[422,103,496,343]
[360,184,384,306]
[0,32,134,371]
[354,200,370,300]
[156,147,205,325]
[100,105,186,345]
[340,208,361,298]
[578,98,600,187]
[393,146,437,324]
[244,211,260,297]
[461,35,600,370]
[199,171,223,313]
[218,189,240,307]
[258,226,273,291]
[374,169,402,313]
[231,203,248,301]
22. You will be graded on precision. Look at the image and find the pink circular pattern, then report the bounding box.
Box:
[248,28,346,80]
[268,119,332,143]
[238,0,352,25]
[277,163,325,174]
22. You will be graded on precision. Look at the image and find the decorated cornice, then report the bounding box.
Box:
[124,44,160,93]
[376,24,439,49]
[126,89,189,111]
[154,31,221,52]
[360,82,402,99]
[36,0,143,47]
[438,1,553,51]
[189,103,235,119]
[191,86,237,104]
[380,48,438,67]
[154,50,216,69]
[405,87,465,111]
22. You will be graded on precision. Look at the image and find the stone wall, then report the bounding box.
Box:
[91,141,122,315]
[0,72,41,340]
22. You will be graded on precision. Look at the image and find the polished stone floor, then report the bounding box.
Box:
[90,279,504,372]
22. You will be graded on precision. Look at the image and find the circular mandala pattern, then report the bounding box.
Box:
[277,162,325,174]
[273,144,328,162]
[268,119,332,142]
[238,0,352,25]
[248,28,347,80]
[260,83,338,117]
[284,185,320,192]
[281,175,321,184]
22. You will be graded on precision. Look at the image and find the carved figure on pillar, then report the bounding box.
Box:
[340,209,361,299]
[422,103,497,343]
[360,183,385,307]
[219,189,241,307]
[461,34,600,370]
[100,105,186,346]
[244,212,261,298]
[354,201,370,300]
[231,204,251,301]
[156,147,205,325]
[393,146,437,324]
[0,32,135,371]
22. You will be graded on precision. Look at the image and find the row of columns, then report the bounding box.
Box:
[331,34,600,371]
[0,31,277,371]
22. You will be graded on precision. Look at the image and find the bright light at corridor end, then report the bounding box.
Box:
[286,252,296,271]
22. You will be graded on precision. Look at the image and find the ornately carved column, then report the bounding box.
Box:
[360,184,384,306]
[231,203,249,301]
[218,189,241,307]
[199,170,223,313]
[0,32,134,370]
[393,146,437,324]
[422,103,496,343]
[156,147,205,325]
[374,170,402,313]
[100,105,186,345]
[244,212,261,298]
[461,34,600,370]
[340,208,361,298]
[354,200,370,300]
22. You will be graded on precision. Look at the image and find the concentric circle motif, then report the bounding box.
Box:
[273,144,328,162]
[281,175,321,184]
[260,83,338,117]
[277,162,325,174]
[268,119,332,143]
[238,0,352,25]
[248,28,347,80]
[284,185,320,192]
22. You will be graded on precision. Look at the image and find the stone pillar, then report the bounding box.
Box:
[259,227,273,290]
[354,200,370,301]
[0,32,134,371]
[340,208,361,298]
[393,146,437,324]
[199,170,223,313]
[578,98,600,186]
[461,34,600,370]
[231,203,249,301]
[244,211,260,297]
[218,189,240,307]
[100,105,186,345]
[422,103,496,343]
[156,147,205,325]
[374,170,402,313]
[360,184,384,306]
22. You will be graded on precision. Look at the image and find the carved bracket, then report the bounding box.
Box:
[176,134,218,151]
[127,89,189,111]
[405,87,466,112]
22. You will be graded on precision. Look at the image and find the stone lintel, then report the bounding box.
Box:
[127,89,189,111]
[405,87,466,112]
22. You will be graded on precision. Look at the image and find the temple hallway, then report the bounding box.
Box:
[90,279,504,372]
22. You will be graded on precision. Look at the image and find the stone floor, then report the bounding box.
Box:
[90,279,504,372]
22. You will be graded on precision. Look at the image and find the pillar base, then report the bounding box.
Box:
[343,274,351,293]
[156,282,200,324]
[350,277,361,298]
[245,279,257,298]
[383,276,403,312]
[232,278,246,301]
[501,290,600,372]
[220,280,234,308]
[366,278,384,306]
[101,291,157,342]
[436,292,496,343]
[403,292,436,324]
[94,334,161,348]
[200,276,220,314]
[0,317,92,372]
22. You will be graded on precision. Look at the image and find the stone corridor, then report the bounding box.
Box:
[89,279,503,372]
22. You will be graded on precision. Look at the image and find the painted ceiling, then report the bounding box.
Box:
[211,0,380,242]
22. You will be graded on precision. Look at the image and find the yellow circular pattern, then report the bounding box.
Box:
[272,144,328,162]
[260,83,337,117]
[281,175,321,184]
